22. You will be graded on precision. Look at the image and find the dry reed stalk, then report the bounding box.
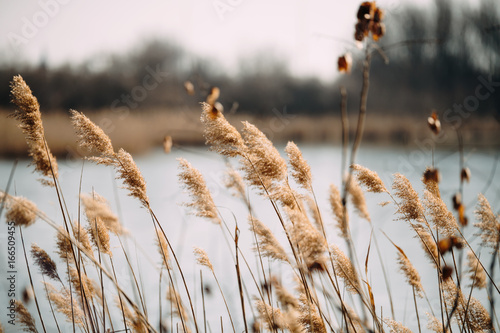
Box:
[351,164,388,193]
[423,190,459,238]
[384,318,413,332]
[414,224,439,266]
[329,183,349,239]
[156,230,171,270]
[474,193,500,250]
[68,266,97,302]
[80,192,123,235]
[348,177,371,222]
[329,244,360,294]
[392,173,425,222]
[43,282,84,326]
[5,196,38,227]
[200,102,246,157]
[285,141,312,189]
[466,251,487,289]
[178,158,220,224]
[248,216,288,262]
[72,223,94,259]
[10,75,58,185]
[166,287,190,333]
[31,244,60,282]
[120,297,148,333]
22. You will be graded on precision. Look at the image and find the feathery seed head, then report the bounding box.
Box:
[474,193,500,249]
[392,173,425,222]
[70,109,115,157]
[249,216,288,262]
[14,300,37,332]
[31,243,60,281]
[330,244,360,294]
[467,251,487,289]
[351,164,388,193]
[348,177,371,222]
[423,190,459,237]
[285,141,312,189]
[5,196,37,227]
[329,183,349,239]
[396,251,424,298]
[193,247,214,271]
[116,149,150,207]
[81,192,123,235]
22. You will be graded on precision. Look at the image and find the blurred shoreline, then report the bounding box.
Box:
[1,108,498,158]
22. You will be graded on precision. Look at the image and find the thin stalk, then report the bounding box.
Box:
[234,226,248,333]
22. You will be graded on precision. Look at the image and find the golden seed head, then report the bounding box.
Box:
[5,196,38,227]
[285,141,312,189]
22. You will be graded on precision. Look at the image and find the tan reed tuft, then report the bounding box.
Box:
[240,121,287,189]
[166,287,190,330]
[200,102,246,157]
[156,230,171,269]
[285,141,312,189]
[248,216,288,262]
[72,223,94,258]
[255,299,288,330]
[120,297,148,333]
[115,148,150,207]
[414,224,438,266]
[422,167,441,198]
[70,109,115,157]
[178,158,220,224]
[270,277,299,310]
[474,193,500,249]
[193,247,214,272]
[43,282,84,325]
[426,312,448,333]
[351,164,388,193]
[224,166,246,199]
[85,208,112,256]
[329,244,360,294]
[297,284,327,333]
[288,208,328,270]
[396,250,424,298]
[268,183,300,209]
[392,173,425,222]
[467,251,487,289]
[304,195,322,232]
[81,192,123,235]
[348,177,371,222]
[55,227,74,262]
[68,266,97,302]
[384,318,413,332]
[31,243,60,282]
[5,196,38,227]
[423,190,459,237]
[329,183,349,239]
[14,300,37,332]
[10,75,58,184]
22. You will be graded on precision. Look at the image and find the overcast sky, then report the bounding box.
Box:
[0,0,431,80]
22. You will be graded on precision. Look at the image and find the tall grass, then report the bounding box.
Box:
[1,3,499,332]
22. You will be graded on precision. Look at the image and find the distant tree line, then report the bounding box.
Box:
[0,0,498,120]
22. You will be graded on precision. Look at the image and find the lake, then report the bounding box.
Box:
[1,144,499,332]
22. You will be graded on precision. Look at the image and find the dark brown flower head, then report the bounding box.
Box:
[427,111,441,135]
[461,167,471,183]
[338,53,352,73]
[442,265,453,280]
[452,192,462,210]
[354,2,384,42]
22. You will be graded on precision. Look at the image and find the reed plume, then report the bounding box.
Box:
[249,216,288,262]
[5,196,38,227]
[156,230,171,269]
[474,193,500,249]
[396,249,424,298]
[55,227,74,262]
[285,141,312,189]
[72,223,94,258]
[10,75,58,185]
[193,247,214,272]
[384,318,413,332]
[422,167,441,198]
[200,102,246,157]
[297,283,327,333]
[423,190,459,237]
[392,173,425,222]
[414,224,438,266]
[351,164,388,193]
[329,183,349,239]
[43,282,84,325]
[255,299,288,330]
[115,148,150,207]
[31,244,60,282]
[330,244,360,294]
[85,209,112,256]
[68,266,97,302]
[14,300,37,332]
[166,287,190,330]
[270,277,299,310]
[81,192,123,235]
[348,177,371,222]
[178,158,220,224]
[70,109,114,157]
[467,251,486,289]
[426,313,448,333]
[224,166,246,200]
[304,195,322,232]
[120,297,148,333]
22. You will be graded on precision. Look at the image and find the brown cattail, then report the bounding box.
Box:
[178,158,220,224]
[352,164,388,193]
[392,173,425,222]
[14,300,37,332]
[10,75,58,184]
[338,53,353,73]
[248,216,288,262]
[467,251,487,289]
[474,193,499,249]
[5,196,37,227]
[193,247,214,272]
[285,141,312,189]
[31,244,60,282]
[200,102,246,157]
[427,111,441,135]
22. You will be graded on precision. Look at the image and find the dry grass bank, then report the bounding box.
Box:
[1,108,498,157]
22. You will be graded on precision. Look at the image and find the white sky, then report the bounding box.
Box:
[0,0,430,81]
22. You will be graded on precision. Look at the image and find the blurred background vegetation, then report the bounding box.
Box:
[0,0,499,154]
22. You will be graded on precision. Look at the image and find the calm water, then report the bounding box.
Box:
[1,144,499,332]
